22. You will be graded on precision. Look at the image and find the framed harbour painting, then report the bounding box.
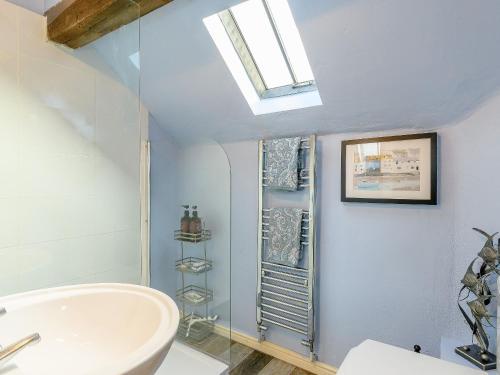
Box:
[341,133,437,205]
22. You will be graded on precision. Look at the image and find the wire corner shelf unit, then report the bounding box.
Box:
[175,228,214,341]
[257,135,317,361]
[176,257,213,274]
[174,230,212,243]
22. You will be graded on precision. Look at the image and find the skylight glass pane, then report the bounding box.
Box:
[230,0,293,89]
[267,0,315,83]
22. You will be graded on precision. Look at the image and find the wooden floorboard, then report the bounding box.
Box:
[290,368,315,375]
[225,342,254,370]
[230,350,274,375]
[179,332,315,375]
[258,358,295,375]
[202,335,232,358]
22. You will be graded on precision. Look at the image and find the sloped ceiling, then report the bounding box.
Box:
[8,0,500,142]
[7,0,58,13]
[140,0,500,142]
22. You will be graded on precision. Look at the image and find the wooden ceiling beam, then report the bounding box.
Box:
[46,0,174,49]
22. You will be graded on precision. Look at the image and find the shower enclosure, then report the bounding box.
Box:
[0,0,231,372]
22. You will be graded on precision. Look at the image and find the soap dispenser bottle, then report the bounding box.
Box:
[180,205,191,233]
[189,205,202,234]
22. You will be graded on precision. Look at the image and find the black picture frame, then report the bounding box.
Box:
[341,132,437,205]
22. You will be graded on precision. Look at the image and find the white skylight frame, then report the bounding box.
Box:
[204,0,322,115]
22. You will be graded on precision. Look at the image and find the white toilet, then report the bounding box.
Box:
[337,340,486,375]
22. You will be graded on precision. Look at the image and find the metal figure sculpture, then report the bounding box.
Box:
[455,228,498,371]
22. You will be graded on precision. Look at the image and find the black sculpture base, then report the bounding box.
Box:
[455,344,496,371]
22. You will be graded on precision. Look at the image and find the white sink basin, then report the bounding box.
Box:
[0,284,179,375]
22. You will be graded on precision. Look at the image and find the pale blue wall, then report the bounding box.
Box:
[151,97,500,366]
[223,137,454,366]
[222,93,500,367]
[149,95,500,369]
[442,94,500,353]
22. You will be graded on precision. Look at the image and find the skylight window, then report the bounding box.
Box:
[231,0,294,90]
[204,0,322,115]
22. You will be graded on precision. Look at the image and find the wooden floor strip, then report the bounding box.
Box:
[180,331,317,375]
[225,342,255,370]
[202,335,232,358]
[258,358,295,375]
[230,350,274,375]
[290,368,314,375]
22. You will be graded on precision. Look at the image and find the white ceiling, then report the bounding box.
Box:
[7,0,58,13]
[140,0,500,142]
[9,0,500,142]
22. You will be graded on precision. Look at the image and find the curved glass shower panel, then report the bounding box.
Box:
[149,132,231,368]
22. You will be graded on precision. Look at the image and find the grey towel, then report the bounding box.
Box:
[265,207,303,267]
[265,137,301,191]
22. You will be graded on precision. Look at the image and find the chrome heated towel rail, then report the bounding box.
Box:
[257,135,317,360]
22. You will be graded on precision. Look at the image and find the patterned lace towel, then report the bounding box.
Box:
[265,137,301,191]
[265,207,303,267]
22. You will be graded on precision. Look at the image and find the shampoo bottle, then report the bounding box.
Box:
[180,205,191,233]
[189,205,202,234]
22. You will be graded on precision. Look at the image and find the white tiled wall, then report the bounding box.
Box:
[0,0,142,295]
